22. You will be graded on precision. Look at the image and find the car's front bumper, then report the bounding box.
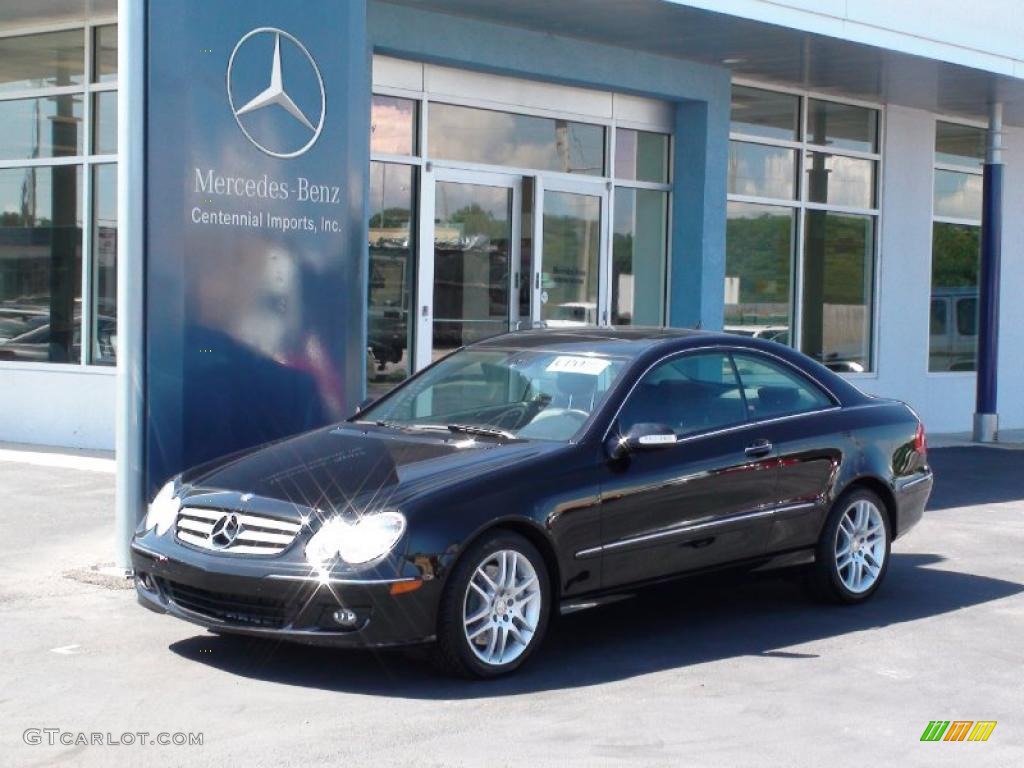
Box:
[130,539,440,648]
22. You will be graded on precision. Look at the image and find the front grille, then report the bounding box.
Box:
[175,507,301,555]
[160,579,289,628]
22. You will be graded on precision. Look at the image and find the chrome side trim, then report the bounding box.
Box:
[669,408,842,447]
[575,501,818,559]
[897,471,933,491]
[264,574,419,586]
[771,501,821,518]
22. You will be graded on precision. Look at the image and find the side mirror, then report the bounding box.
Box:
[605,422,677,460]
[354,396,376,415]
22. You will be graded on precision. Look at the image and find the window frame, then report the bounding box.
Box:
[604,345,841,445]
[0,19,118,371]
[727,79,883,376]
[615,348,748,439]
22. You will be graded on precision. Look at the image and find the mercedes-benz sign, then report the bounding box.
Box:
[226,27,325,159]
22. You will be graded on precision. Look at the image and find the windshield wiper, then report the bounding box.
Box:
[364,420,515,440]
[445,423,517,440]
[368,420,448,432]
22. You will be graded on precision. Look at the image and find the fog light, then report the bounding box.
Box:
[332,608,359,627]
[136,572,155,591]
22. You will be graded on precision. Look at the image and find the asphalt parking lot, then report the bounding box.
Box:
[2,446,1022,767]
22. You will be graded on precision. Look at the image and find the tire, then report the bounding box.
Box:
[810,487,892,604]
[434,530,551,679]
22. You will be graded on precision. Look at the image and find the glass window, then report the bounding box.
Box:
[371,95,416,156]
[428,102,605,176]
[92,25,117,83]
[360,347,628,442]
[936,121,985,169]
[618,352,745,436]
[612,188,667,326]
[433,180,513,356]
[728,141,797,200]
[806,99,878,153]
[0,94,83,160]
[615,128,669,183]
[541,190,600,326]
[728,88,879,371]
[0,29,84,94]
[93,91,117,154]
[934,169,982,221]
[725,202,793,343]
[732,352,832,419]
[91,164,117,364]
[368,161,415,395]
[801,211,874,372]
[929,222,979,372]
[730,86,800,141]
[0,165,83,363]
[805,152,876,209]
[0,27,118,368]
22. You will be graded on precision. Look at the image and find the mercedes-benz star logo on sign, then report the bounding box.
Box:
[210,513,242,549]
[226,27,325,158]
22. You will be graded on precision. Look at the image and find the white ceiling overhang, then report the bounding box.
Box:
[386,0,1024,126]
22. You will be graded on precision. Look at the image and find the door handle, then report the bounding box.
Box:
[744,439,773,458]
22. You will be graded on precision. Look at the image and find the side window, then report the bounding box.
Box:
[732,353,832,420]
[619,352,746,436]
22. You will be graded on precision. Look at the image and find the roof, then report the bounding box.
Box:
[474,326,733,357]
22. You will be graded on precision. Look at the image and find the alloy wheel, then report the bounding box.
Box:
[834,499,886,594]
[462,549,542,666]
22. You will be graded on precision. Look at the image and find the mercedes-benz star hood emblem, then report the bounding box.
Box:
[226,27,325,159]
[210,513,242,549]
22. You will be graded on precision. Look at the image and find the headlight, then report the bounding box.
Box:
[144,480,180,536]
[305,511,406,566]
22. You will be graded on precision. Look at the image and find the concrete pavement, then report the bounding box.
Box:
[1,448,1022,767]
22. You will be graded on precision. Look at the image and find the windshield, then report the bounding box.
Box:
[358,347,629,441]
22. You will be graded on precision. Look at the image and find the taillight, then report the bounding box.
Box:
[914,422,927,457]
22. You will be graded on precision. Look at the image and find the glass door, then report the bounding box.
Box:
[531,177,609,329]
[416,169,522,369]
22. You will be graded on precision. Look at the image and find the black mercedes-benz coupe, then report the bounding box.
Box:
[132,328,933,677]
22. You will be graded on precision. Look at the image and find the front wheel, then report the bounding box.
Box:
[811,488,891,604]
[434,530,550,678]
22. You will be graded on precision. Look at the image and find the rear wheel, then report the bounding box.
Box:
[811,488,891,604]
[434,530,550,678]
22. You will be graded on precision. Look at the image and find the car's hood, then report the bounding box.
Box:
[183,423,562,512]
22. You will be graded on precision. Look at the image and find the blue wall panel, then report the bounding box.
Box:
[145,0,370,494]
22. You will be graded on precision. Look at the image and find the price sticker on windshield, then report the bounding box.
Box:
[546,355,611,375]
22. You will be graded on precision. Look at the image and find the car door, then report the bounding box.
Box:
[730,351,843,555]
[594,350,780,589]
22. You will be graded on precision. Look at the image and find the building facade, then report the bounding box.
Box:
[1,0,1022,453]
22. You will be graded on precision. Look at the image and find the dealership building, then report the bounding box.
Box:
[1,0,1022,525]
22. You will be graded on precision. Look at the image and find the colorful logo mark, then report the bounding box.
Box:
[920,721,997,742]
